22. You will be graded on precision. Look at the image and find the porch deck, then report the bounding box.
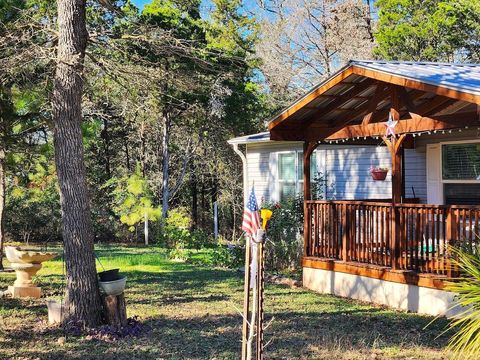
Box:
[304,200,480,287]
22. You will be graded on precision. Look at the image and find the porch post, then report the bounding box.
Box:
[390,86,404,204]
[391,143,404,203]
[303,142,318,257]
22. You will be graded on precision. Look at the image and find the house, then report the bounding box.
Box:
[229,60,480,317]
[227,131,426,203]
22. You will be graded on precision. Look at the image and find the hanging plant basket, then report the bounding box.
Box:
[370,167,389,181]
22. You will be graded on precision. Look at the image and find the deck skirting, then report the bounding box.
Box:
[303,258,461,317]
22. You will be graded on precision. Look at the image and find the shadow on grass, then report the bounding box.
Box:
[0,308,451,360]
[0,253,452,359]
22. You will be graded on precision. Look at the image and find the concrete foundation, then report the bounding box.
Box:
[303,266,462,317]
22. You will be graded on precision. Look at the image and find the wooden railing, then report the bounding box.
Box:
[304,201,480,276]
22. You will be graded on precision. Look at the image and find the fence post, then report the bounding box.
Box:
[446,207,457,278]
[391,205,399,270]
[342,204,349,261]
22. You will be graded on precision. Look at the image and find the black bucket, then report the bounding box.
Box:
[98,269,120,282]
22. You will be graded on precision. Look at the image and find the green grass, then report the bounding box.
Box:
[0,244,452,359]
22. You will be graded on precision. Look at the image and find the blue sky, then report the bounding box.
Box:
[131,0,258,13]
[131,0,149,9]
[132,0,215,11]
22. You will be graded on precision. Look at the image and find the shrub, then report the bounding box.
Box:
[159,207,215,249]
[209,244,244,269]
[262,196,304,272]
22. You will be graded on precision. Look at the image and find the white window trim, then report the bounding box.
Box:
[440,139,480,200]
[276,150,317,201]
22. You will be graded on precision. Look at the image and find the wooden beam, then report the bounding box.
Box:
[302,257,447,290]
[388,88,404,205]
[351,65,480,104]
[270,111,480,141]
[423,98,458,116]
[304,79,376,127]
[303,142,318,201]
[398,86,421,120]
[332,86,392,127]
[303,141,318,258]
[362,84,390,125]
[268,67,354,129]
[383,134,406,204]
[324,111,479,141]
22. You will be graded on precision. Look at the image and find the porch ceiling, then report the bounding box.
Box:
[269,61,480,142]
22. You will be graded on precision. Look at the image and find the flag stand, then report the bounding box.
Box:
[242,230,266,360]
[255,235,265,360]
[241,236,252,359]
[241,186,271,360]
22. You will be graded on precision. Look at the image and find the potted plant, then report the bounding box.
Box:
[370,166,389,181]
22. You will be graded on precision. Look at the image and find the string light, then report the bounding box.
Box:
[325,126,471,144]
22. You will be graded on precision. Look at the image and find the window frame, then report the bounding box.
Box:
[277,150,317,201]
[440,139,480,205]
[440,139,480,184]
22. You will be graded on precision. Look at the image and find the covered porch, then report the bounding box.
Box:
[268,61,480,311]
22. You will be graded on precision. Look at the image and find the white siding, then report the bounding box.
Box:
[321,145,391,200]
[405,147,428,203]
[242,130,480,206]
[247,142,427,202]
[246,142,428,203]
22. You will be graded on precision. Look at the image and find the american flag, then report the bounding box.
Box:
[242,187,261,238]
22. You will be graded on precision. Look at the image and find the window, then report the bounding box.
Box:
[442,143,480,180]
[442,142,480,205]
[278,151,316,201]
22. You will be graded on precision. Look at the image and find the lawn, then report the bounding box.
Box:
[0,245,452,359]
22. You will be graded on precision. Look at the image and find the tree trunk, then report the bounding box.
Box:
[52,0,102,327]
[161,110,171,219]
[0,146,5,271]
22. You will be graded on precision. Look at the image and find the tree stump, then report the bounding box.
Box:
[102,293,127,327]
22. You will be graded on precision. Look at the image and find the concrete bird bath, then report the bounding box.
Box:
[5,246,57,298]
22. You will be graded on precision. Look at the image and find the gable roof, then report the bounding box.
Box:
[351,61,480,96]
[268,60,480,141]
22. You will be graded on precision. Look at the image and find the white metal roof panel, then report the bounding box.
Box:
[353,60,480,96]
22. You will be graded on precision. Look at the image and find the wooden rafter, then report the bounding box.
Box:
[268,63,480,132]
[422,97,458,116]
[398,86,421,120]
[351,65,480,104]
[326,88,390,128]
[303,79,376,127]
[268,67,355,129]
[362,84,390,125]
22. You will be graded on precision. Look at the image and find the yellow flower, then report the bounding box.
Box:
[260,209,273,229]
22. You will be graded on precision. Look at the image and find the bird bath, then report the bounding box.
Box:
[5,246,57,298]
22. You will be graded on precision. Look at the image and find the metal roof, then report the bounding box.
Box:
[267,60,480,130]
[265,60,480,142]
[227,132,271,145]
[353,60,480,96]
